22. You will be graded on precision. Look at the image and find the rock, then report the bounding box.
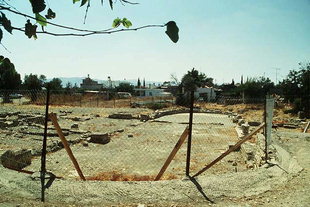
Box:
[89,133,110,144]
[238,119,245,126]
[108,113,134,119]
[128,134,133,138]
[241,123,250,135]
[237,108,247,114]
[81,141,89,147]
[140,114,151,121]
[298,111,305,119]
[0,149,32,170]
[71,123,79,129]
[232,115,242,123]
[71,117,81,121]
[0,112,9,118]
[248,121,261,126]
[25,115,45,125]
[94,114,100,117]
[116,129,124,133]
[283,124,298,129]
[0,120,19,128]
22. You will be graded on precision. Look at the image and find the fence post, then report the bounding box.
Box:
[40,87,50,202]
[265,95,275,161]
[186,91,195,176]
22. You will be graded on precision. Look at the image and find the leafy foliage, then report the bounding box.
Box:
[279,62,310,117]
[176,68,212,106]
[116,82,134,93]
[112,18,122,28]
[237,77,274,99]
[25,20,38,39]
[112,17,132,28]
[35,13,47,27]
[47,78,63,91]
[23,74,46,90]
[0,56,21,90]
[0,12,12,34]
[165,21,179,43]
[181,68,209,92]
[45,8,56,20]
[0,1,179,43]
[122,18,132,28]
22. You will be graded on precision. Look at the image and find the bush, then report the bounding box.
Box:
[145,102,169,110]
[175,93,190,107]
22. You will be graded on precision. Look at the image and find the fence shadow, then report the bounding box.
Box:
[188,176,215,204]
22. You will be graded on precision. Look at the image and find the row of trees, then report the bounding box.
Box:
[178,63,309,117]
[0,56,64,91]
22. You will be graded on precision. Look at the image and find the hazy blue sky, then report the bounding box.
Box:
[1,0,310,84]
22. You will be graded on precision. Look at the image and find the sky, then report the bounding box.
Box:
[1,0,310,84]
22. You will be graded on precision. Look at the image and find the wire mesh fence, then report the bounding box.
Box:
[1,89,273,201]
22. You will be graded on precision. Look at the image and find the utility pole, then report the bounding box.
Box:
[273,68,281,84]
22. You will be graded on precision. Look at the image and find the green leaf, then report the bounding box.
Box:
[112,18,121,28]
[29,0,46,13]
[0,12,13,34]
[35,13,47,27]
[73,0,80,3]
[109,0,113,9]
[0,28,2,43]
[25,20,38,39]
[45,8,56,19]
[80,0,88,7]
[122,18,132,28]
[165,21,179,43]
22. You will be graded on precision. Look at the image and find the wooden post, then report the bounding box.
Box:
[303,121,310,133]
[155,127,189,181]
[193,123,265,177]
[49,113,86,181]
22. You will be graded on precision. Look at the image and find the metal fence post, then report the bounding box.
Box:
[41,87,50,202]
[186,91,194,176]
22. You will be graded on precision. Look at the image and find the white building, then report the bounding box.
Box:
[194,87,216,101]
[134,88,172,97]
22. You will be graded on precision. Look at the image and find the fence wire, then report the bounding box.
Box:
[1,89,273,201]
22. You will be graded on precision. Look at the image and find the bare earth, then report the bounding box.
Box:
[0,105,309,206]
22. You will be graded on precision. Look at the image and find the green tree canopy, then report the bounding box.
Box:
[0,56,21,90]
[279,62,310,117]
[47,78,63,91]
[181,68,211,92]
[23,73,46,90]
[116,82,134,93]
[236,76,275,99]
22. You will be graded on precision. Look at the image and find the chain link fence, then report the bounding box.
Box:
[1,89,276,201]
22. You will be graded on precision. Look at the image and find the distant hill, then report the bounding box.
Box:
[47,77,163,88]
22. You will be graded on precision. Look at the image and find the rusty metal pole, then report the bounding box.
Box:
[41,87,50,202]
[186,90,195,176]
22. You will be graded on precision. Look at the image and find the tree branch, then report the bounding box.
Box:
[12,24,164,37]
[0,6,114,33]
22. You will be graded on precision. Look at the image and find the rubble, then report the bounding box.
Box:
[0,149,32,170]
[88,133,110,144]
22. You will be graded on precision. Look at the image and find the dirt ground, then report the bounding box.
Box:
[0,104,309,206]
